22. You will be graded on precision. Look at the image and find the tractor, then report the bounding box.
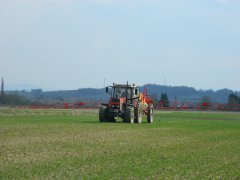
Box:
[99,82,154,123]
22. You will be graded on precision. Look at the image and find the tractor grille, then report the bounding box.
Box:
[112,98,120,103]
[111,98,120,109]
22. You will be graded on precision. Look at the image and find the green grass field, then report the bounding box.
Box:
[0,109,240,179]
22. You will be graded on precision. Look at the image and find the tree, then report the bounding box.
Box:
[228,93,239,105]
[0,78,4,103]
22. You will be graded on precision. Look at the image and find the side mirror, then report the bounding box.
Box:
[106,87,109,93]
[135,88,138,95]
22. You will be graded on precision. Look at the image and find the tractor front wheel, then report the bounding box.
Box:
[125,106,134,124]
[108,116,116,123]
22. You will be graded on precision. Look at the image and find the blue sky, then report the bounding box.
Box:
[0,0,239,90]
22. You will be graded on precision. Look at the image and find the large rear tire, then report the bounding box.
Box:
[99,107,107,122]
[147,105,153,123]
[125,106,134,124]
[135,103,143,124]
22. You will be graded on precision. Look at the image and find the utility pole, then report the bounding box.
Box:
[0,78,4,103]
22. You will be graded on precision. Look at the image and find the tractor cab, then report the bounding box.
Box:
[107,83,139,100]
[105,84,139,116]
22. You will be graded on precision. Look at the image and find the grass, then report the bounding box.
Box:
[0,109,240,179]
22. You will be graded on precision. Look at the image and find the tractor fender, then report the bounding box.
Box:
[101,103,108,107]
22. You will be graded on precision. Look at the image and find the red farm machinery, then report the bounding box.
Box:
[99,82,154,123]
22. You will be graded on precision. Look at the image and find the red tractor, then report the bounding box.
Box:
[99,83,154,123]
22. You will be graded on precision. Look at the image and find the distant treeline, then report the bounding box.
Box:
[2,84,239,105]
[0,94,31,105]
[0,78,31,105]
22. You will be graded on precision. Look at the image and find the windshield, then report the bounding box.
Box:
[112,87,134,98]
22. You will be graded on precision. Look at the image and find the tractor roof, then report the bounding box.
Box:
[110,83,138,88]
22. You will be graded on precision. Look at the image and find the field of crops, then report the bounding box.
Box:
[0,108,240,179]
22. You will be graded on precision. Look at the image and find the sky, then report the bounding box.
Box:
[0,0,240,91]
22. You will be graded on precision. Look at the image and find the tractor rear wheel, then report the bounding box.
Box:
[99,107,107,122]
[125,106,134,124]
[135,103,143,124]
[147,106,153,123]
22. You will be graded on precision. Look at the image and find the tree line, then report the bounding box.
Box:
[152,92,240,107]
[0,78,31,105]
[1,77,240,107]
